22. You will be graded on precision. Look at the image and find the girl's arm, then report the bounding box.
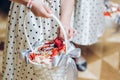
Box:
[60,0,75,25]
[59,0,76,39]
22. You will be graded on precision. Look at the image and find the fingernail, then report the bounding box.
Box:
[49,10,52,13]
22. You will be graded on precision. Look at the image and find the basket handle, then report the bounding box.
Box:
[24,13,68,53]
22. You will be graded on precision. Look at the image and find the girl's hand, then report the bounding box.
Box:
[58,24,77,40]
[11,0,52,18]
[31,0,52,18]
[59,0,76,40]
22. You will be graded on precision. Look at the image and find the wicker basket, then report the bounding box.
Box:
[22,13,78,80]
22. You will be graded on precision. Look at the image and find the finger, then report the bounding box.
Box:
[40,5,51,18]
[70,29,73,37]
[44,4,52,14]
[73,29,77,36]
[57,27,64,39]
[70,28,77,36]
[57,27,61,37]
[31,5,48,17]
[68,28,73,39]
[64,27,70,39]
[68,28,77,39]
[60,31,64,39]
[67,29,71,39]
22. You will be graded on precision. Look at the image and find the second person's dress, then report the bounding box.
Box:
[72,0,106,45]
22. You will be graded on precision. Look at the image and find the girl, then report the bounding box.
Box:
[2,0,76,80]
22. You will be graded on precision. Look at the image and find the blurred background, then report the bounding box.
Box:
[0,0,120,80]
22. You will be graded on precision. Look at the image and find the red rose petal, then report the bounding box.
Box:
[104,12,111,16]
[54,37,63,50]
[29,53,36,60]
